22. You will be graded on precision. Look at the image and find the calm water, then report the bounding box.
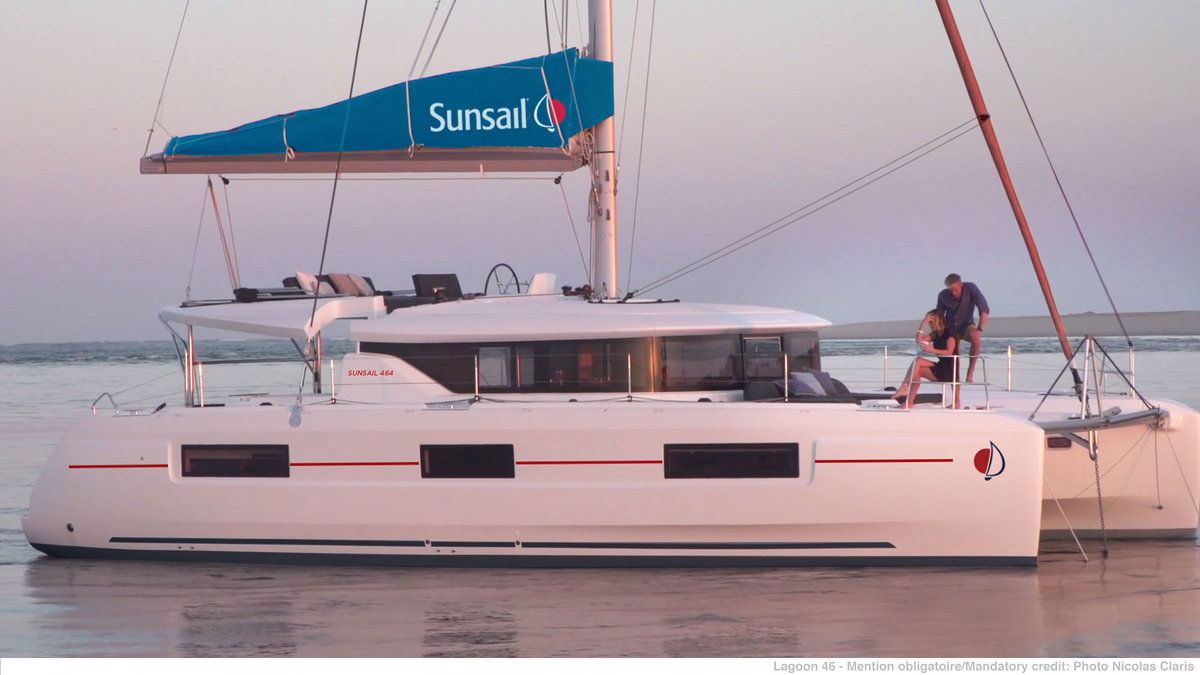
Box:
[1,337,1198,657]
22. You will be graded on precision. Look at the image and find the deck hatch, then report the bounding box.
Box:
[181,444,290,478]
[420,444,515,479]
[664,442,800,479]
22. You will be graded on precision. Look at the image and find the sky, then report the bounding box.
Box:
[1,0,1198,344]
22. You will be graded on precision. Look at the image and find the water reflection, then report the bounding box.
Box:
[14,541,1199,657]
[423,605,518,657]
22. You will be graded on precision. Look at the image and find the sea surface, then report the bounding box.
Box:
[1,337,1198,657]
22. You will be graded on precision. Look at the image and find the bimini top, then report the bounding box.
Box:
[160,296,385,342]
[141,49,614,175]
[351,294,831,344]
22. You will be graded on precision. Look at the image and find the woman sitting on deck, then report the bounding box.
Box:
[892,308,959,409]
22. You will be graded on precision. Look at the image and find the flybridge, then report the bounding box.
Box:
[141,49,613,175]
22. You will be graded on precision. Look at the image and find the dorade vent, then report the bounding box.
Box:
[420,444,515,479]
[663,443,800,479]
[182,444,290,478]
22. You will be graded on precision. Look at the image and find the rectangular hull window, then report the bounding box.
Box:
[421,444,515,479]
[664,443,799,479]
[182,444,290,478]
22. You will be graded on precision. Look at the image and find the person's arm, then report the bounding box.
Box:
[971,283,990,330]
[929,336,957,356]
[916,317,934,350]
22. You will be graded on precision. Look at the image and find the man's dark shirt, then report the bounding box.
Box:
[937,282,989,337]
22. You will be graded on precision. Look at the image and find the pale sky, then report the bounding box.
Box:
[2,1,1198,344]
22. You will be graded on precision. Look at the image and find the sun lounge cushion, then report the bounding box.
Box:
[294,270,318,293]
[348,273,375,297]
[809,370,839,396]
[327,273,360,296]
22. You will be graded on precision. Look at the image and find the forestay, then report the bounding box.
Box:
[141,49,614,175]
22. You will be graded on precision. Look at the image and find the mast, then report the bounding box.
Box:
[935,0,1074,361]
[588,0,619,299]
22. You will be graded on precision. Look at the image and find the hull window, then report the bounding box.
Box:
[421,444,515,479]
[664,443,799,479]
[182,444,290,478]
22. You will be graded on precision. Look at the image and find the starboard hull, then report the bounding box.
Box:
[23,401,1045,567]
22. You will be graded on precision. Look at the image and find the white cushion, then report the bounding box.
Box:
[294,270,318,293]
[348,273,374,297]
[789,371,824,395]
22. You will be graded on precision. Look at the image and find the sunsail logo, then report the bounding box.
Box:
[428,94,566,133]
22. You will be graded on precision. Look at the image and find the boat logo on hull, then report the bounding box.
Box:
[973,442,1005,481]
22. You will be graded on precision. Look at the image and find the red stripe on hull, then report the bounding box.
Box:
[69,464,169,469]
[515,460,663,465]
[816,459,953,464]
[290,462,420,467]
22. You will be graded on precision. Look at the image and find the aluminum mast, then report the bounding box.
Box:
[588,0,619,300]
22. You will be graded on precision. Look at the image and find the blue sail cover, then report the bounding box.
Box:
[142,49,613,174]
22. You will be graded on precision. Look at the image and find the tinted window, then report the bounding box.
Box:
[182,444,290,477]
[664,443,799,479]
[361,340,649,394]
[660,336,740,390]
[421,444,515,478]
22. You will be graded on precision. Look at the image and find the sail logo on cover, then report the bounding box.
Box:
[428,94,566,133]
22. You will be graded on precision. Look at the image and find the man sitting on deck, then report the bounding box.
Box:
[936,273,989,383]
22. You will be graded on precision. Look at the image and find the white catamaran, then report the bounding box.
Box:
[21,1,1199,566]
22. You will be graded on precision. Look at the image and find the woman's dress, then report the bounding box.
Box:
[930,333,956,382]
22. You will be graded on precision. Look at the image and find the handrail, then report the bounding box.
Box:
[898,351,992,409]
[92,393,119,415]
[881,341,1138,398]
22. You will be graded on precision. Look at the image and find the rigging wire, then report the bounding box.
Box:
[419,0,457,78]
[633,119,981,297]
[295,0,370,409]
[143,0,190,156]
[219,176,240,287]
[574,0,586,50]
[558,175,591,279]
[206,178,240,291]
[183,179,210,303]
[408,0,442,80]
[978,0,1133,348]
[616,0,642,165]
[562,0,569,50]
[623,0,656,294]
[543,0,553,53]
[546,0,569,51]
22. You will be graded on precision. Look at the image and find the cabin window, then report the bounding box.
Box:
[360,333,817,394]
[182,444,290,478]
[742,336,783,380]
[478,346,511,388]
[663,443,799,479]
[785,331,820,371]
[420,444,515,479]
[360,339,649,394]
[660,336,740,390]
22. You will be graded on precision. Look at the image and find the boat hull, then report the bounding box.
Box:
[23,401,1045,567]
[958,389,1200,540]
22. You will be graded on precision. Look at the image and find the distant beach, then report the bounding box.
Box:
[822,310,1200,339]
